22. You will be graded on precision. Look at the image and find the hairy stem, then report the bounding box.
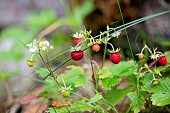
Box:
[101,42,107,69]
[39,53,60,86]
[137,75,140,95]
[89,50,96,88]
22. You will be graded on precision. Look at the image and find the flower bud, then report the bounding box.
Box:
[136,53,144,59]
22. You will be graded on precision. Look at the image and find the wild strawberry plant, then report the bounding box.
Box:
[7,11,170,113]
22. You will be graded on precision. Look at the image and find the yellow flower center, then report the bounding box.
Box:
[40,41,45,46]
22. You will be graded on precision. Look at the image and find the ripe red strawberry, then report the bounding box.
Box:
[109,52,122,64]
[158,56,167,66]
[73,38,82,45]
[92,44,100,52]
[71,50,84,61]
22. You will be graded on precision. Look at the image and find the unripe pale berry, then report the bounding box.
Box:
[27,60,35,67]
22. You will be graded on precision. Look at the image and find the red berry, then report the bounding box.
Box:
[71,50,84,61]
[158,56,167,66]
[92,44,100,52]
[73,38,82,45]
[109,52,122,64]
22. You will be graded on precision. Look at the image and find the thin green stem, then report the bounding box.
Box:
[26,10,170,79]
[93,10,170,40]
[102,97,118,113]
[39,53,50,70]
[126,105,132,113]
[117,0,134,60]
[100,43,107,69]
[88,45,96,90]
[6,75,49,113]
[137,75,140,95]
[95,42,107,91]
[52,106,57,113]
[45,53,57,79]
[40,49,70,67]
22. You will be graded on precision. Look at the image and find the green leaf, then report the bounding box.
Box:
[101,77,121,90]
[141,78,170,106]
[98,68,112,79]
[109,61,136,77]
[38,79,60,98]
[166,54,170,63]
[75,74,90,88]
[89,93,102,103]
[57,66,90,88]
[140,72,153,85]
[106,86,133,105]
[127,90,147,113]
[69,100,94,112]
[127,74,137,86]
[36,68,50,77]
[141,78,170,93]
[151,92,170,106]
[65,66,84,77]
[47,100,102,113]
[47,107,68,113]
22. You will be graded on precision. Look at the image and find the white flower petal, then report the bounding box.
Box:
[112,31,121,37]
[33,39,37,44]
[45,41,49,46]
[39,42,42,47]
[26,39,40,53]
[30,47,36,52]
[42,46,47,51]
[72,32,83,38]
[26,43,32,47]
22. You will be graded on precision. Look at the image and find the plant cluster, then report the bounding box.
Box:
[7,11,170,113]
[23,25,170,113]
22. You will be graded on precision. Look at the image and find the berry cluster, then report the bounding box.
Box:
[136,45,167,66]
[71,30,122,64]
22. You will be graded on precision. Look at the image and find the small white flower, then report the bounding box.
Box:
[26,39,39,53]
[60,77,73,92]
[150,54,160,60]
[149,48,163,60]
[72,32,83,38]
[39,40,49,51]
[112,31,121,37]
[61,85,73,92]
